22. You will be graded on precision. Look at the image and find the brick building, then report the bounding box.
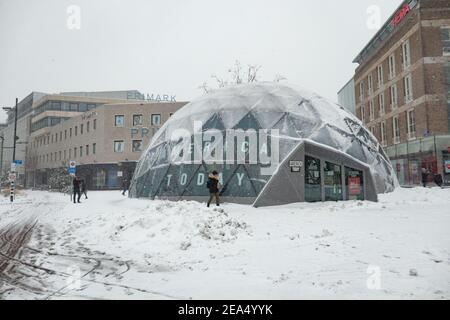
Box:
[353,0,450,185]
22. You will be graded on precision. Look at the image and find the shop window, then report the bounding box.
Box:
[324,162,342,201]
[305,156,322,202]
[345,167,364,201]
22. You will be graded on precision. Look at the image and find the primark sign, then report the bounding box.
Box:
[135,93,177,103]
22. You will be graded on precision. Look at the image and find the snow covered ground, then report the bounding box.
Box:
[0,187,449,300]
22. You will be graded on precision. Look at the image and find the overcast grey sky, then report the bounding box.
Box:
[0,0,403,122]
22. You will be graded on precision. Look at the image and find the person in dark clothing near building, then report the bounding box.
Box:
[122,178,130,196]
[434,173,443,188]
[73,176,82,203]
[206,170,220,207]
[80,179,88,199]
[421,168,429,188]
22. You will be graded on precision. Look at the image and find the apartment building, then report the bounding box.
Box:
[353,0,450,185]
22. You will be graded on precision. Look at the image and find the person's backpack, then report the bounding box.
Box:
[206,179,212,189]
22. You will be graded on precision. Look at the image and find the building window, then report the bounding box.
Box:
[64,150,66,160]
[404,74,413,103]
[380,121,387,147]
[81,124,84,134]
[359,82,365,102]
[115,115,124,127]
[377,65,383,87]
[402,39,411,69]
[65,130,67,139]
[86,144,89,156]
[69,149,72,159]
[80,146,83,157]
[70,128,72,138]
[60,131,62,141]
[151,114,161,126]
[93,119,97,130]
[360,105,365,123]
[69,103,78,111]
[379,93,385,116]
[87,121,90,132]
[388,54,396,80]
[368,74,373,94]
[390,84,398,110]
[407,109,416,140]
[74,147,77,158]
[369,99,375,121]
[75,126,78,136]
[93,143,96,154]
[114,140,124,153]
[441,27,450,56]
[132,140,143,152]
[59,151,62,161]
[393,115,400,144]
[133,114,143,126]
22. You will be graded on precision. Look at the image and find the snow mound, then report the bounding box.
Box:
[112,200,251,253]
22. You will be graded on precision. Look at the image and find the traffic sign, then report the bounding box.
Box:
[69,160,76,168]
[9,173,16,182]
[14,160,23,165]
[68,167,76,174]
[10,163,16,172]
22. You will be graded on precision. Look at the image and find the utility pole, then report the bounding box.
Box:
[11,98,18,202]
[0,136,3,177]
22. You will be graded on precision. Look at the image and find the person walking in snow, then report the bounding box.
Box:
[206,170,220,207]
[433,173,443,188]
[73,176,82,203]
[421,167,429,187]
[122,178,130,196]
[80,179,88,199]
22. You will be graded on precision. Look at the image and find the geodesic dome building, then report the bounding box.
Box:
[130,82,398,206]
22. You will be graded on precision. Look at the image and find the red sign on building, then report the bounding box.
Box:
[348,177,361,196]
[390,3,411,28]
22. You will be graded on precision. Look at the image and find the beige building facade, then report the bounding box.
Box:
[27,101,187,189]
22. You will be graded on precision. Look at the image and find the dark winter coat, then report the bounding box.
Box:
[434,174,443,186]
[73,178,81,192]
[207,174,219,193]
[80,181,87,192]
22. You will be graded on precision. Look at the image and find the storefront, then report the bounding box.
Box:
[387,135,450,186]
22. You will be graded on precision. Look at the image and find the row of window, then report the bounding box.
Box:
[368,109,416,146]
[32,119,98,149]
[31,117,71,132]
[35,143,97,164]
[358,39,411,101]
[115,114,165,127]
[113,140,143,153]
[35,139,145,165]
[34,100,99,117]
[360,73,413,123]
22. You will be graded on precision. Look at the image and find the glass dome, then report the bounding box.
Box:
[130,82,398,201]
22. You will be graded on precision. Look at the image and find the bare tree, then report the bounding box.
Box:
[199,60,267,94]
[25,148,38,188]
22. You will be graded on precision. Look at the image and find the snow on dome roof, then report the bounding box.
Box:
[131,82,397,200]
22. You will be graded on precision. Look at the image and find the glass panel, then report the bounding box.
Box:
[305,156,322,202]
[324,162,343,201]
[345,167,364,201]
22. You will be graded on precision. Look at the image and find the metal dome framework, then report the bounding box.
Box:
[130,82,397,205]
